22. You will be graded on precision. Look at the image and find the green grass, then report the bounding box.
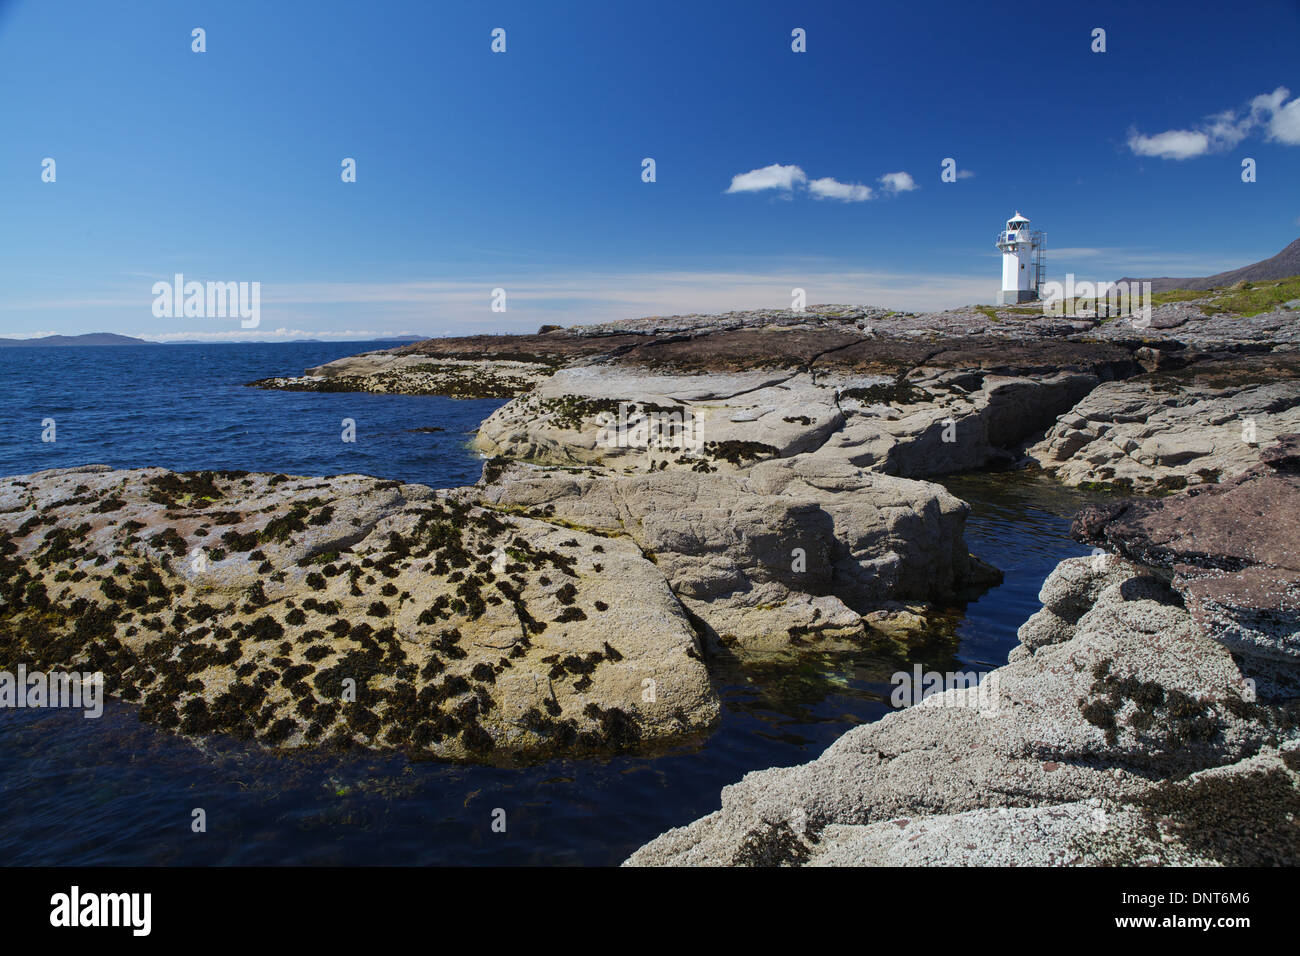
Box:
[973,275,1300,323]
[1198,275,1300,316]
[972,304,1040,322]
[1066,275,1300,319]
[1144,275,1300,316]
[1149,288,1207,306]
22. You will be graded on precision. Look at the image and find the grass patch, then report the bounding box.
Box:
[1139,275,1300,317]
[1150,288,1207,306]
[1199,275,1300,317]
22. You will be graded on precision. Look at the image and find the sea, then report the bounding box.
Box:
[0,342,1101,865]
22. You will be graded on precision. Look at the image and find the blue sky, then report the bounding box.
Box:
[1,0,1298,341]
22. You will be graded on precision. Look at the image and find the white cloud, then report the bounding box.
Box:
[1128,86,1300,159]
[727,164,919,202]
[1127,128,1211,160]
[807,177,873,202]
[725,163,807,193]
[957,169,976,180]
[878,171,918,193]
[1202,111,1252,151]
[1268,96,1300,145]
[1250,88,1290,120]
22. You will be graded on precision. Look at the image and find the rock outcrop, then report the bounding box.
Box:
[215,293,1300,852]
[1074,434,1300,692]
[1029,355,1300,493]
[1083,302,1300,349]
[249,353,555,398]
[626,551,1298,865]
[476,458,999,654]
[807,746,1300,866]
[474,356,1125,481]
[461,334,1143,655]
[459,332,1144,657]
[0,465,718,760]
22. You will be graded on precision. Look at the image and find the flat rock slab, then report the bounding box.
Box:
[476,362,1116,481]
[250,354,555,398]
[1031,355,1300,493]
[0,465,718,760]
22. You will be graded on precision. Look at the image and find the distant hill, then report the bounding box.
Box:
[0,332,153,348]
[1118,237,1300,293]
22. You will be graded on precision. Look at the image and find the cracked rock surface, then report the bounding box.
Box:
[1030,354,1300,493]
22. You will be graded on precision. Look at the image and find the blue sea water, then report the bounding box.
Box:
[0,342,500,486]
[0,343,1101,865]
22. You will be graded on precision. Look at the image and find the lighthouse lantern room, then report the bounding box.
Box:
[995,212,1046,305]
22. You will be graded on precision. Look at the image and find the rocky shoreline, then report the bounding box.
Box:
[6,290,1300,862]
[628,501,1299,866]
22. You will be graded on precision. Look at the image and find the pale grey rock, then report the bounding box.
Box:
[478,363,1105,481]
[626,558,1291,865]
[475,366,840,471]
[809,802,1155,867]
[808,744,1300,866]
[1029,377,1300,492]
[1015,606,1074,652]
[476,458,995,654]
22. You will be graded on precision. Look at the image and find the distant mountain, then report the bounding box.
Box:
[1118,237,1300,294]
[0,332,153,348]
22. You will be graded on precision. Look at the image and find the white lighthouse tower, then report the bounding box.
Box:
[995,212,1046,304]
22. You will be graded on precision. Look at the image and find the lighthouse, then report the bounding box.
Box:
[995,212,1046,304]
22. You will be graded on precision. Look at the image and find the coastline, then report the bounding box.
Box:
[4,295,1299,864]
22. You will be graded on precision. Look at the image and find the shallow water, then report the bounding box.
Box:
[0,344,1108,864]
